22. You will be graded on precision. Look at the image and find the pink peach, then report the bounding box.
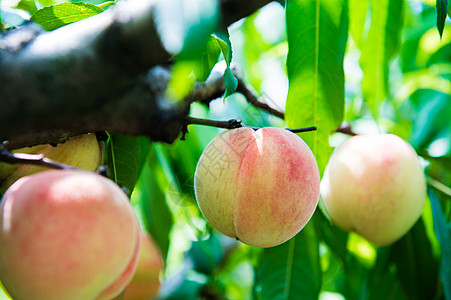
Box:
[0,170,139,300]
[194,127,320,248]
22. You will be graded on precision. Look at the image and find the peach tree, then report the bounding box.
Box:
[0,0,450,299]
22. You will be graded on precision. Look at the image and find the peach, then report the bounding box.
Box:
[194,127,320,248]
[115,230,164,300]
[1,133,104,193]
[0,170,140,300]
[320,134,426,246]
[95,230,141,300]
[0,144,47,180]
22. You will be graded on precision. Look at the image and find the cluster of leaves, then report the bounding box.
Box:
[1,0,451,299]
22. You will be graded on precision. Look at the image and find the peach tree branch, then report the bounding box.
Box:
[236,79,285,120]
[0,0,274,148]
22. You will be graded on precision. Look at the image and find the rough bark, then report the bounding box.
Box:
[0,0,274,149]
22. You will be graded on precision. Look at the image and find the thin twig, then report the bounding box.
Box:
[236,79,285,120]
[0,144,76,170]
[182,116,317,139]
[181,117,242,140]
[288,126,317,133]
[246,126,317,133]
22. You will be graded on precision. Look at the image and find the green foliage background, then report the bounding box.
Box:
[1,0,451,299]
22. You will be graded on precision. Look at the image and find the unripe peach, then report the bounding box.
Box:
[1,133,105,193]
[194,127,320,248]
[116,230,164,300]
[0,170,140,300]
[320,134,426,246]
[0,144,46,180]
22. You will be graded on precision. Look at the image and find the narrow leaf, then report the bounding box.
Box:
[194,35,221,81]
[0,280,12,300]
[241,13,272,90]
[437,0,448,38]
[255,222,321,300]
[15,0,38,15]
[389,219,440,300]
[132,147,173,259]
[213,31,238,98]
[348,0,369,48]
[429,190,451,299]
[359,0,403,119]
[313,210,348,265]
[106,134,141,196]
[285,0,348,174]
[366,248,406,300]
[31,3,103,31]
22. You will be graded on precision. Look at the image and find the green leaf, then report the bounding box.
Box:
[348,0,369,48]
[359,0,403,119]
[31,3,103,31]
[410,91,451,150]
[366,248,407,300]
[0,280,12,300]
[255,222,321,300]
[437,0,448,38]
[194,35,222,81]
[213,31,238,99]
[188,233,223,275]
[160,138,203,202]
[241,13,272,90]
[159,272,205,300]
[313,211,348,265]
[429,189,451,299]
[168,31,237,101]
[15,0,37,15]
[285,0,348,174]
[341,254,371,299]
[389,218,441,300]
[106,134,141,196]
[132,147,173,260]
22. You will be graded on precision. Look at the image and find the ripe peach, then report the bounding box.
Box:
[115,230,164,300]
[194,127,320,248]
[1,133,104,193]
[0,170,140,300]
[320,134,426,246]
[95,230,141,300]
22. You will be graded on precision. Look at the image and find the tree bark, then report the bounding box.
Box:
[0,0,274,149]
